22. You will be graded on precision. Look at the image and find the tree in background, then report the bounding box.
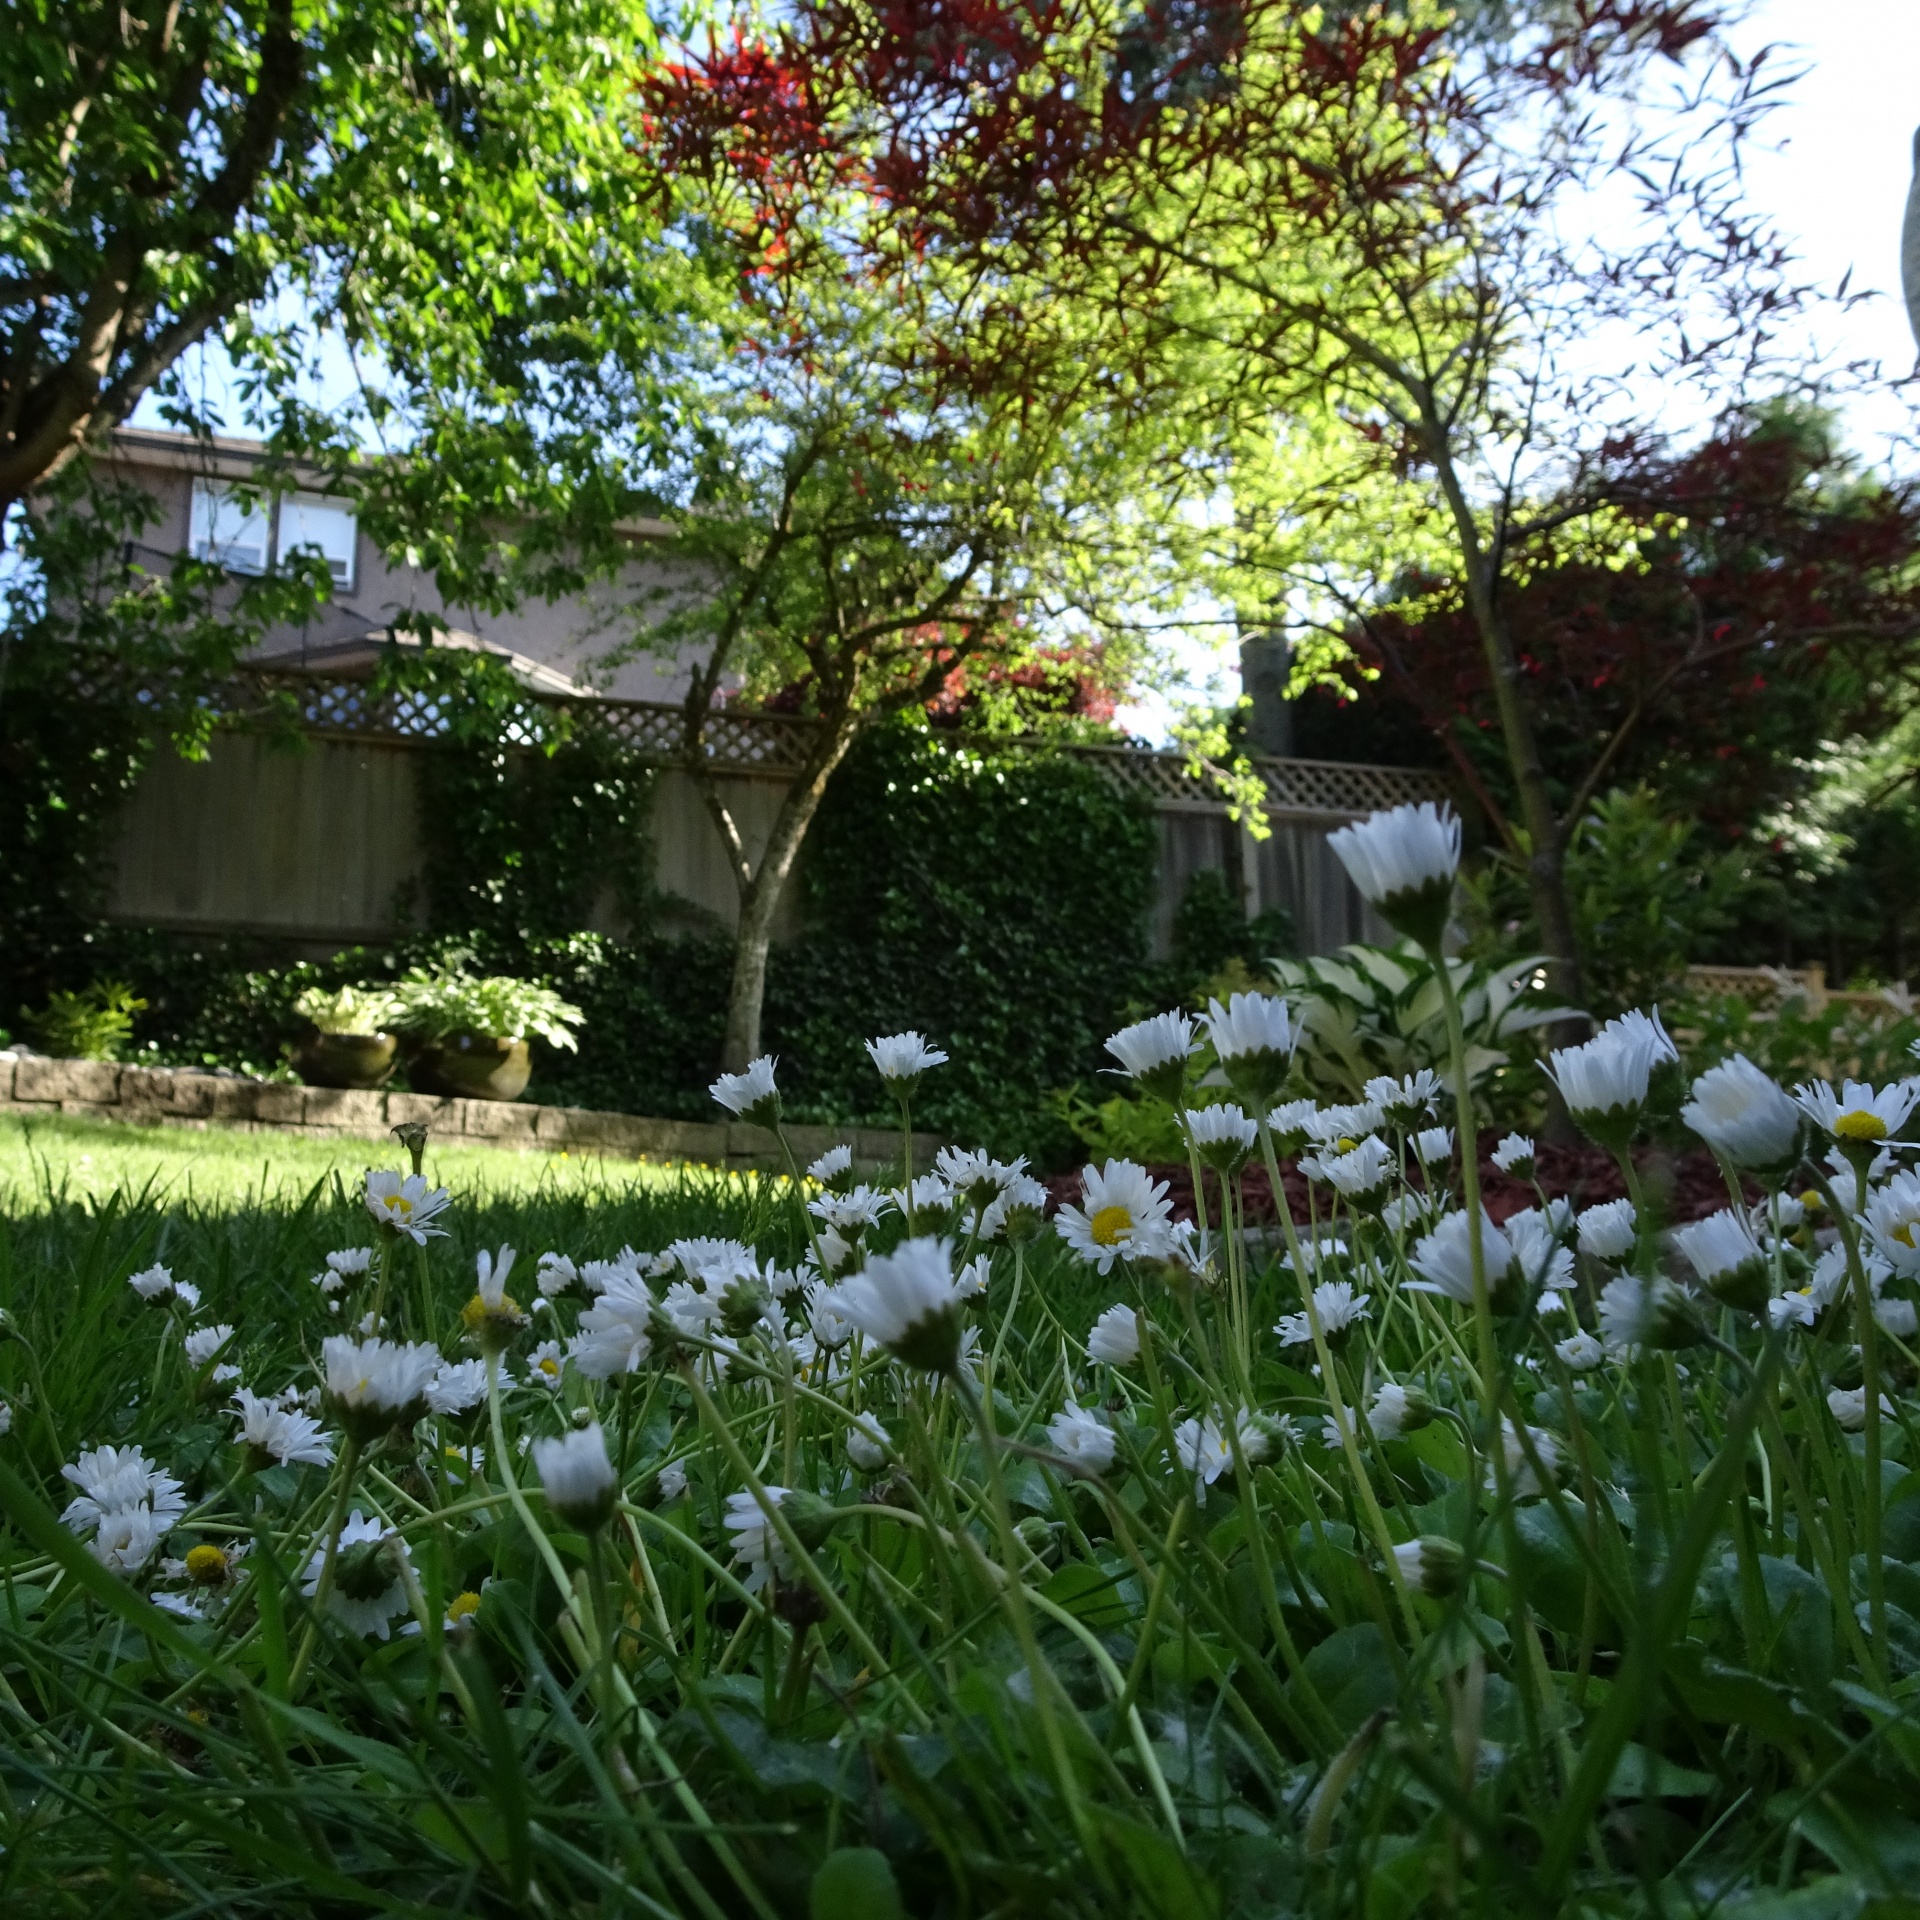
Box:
[729,0,1869,1016]
[0,0,668,521]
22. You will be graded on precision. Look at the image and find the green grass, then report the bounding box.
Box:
[0,1112,700,1212]
[1,1089,1917,1917]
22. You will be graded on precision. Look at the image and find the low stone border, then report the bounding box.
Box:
[0,1055,935,1173]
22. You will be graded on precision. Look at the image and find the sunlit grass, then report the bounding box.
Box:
[0,1112,729,1213]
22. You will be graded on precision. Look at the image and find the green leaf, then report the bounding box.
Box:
[1292,1623,1396,1736]
[810,1848,904,1920]
[1042,1560,1138,1631]
[1604,1741,1715,1799]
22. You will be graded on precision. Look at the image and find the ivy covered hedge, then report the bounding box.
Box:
[21,722,1288,1162]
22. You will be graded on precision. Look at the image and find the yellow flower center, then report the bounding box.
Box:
[1335,1137,1358,1153]
[1090,1204,1134,1248]
[1835,1111,1888,1142]
[447,1590,482,1622]
[1799,1189,1824,1211]
[1897,1224,1918,1250]
[536,1356,560,1380]
[185,1544,228,1585]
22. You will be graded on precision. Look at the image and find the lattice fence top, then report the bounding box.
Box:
[145,667,1447,821]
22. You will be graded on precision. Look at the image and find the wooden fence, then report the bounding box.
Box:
[104,669,1442,957]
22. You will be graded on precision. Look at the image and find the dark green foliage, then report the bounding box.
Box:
[1172,868,1296,981]
[63,723,1190,1159]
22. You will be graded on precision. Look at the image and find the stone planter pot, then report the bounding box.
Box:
[409,1033,532,1102]
[291,1030,398,1090]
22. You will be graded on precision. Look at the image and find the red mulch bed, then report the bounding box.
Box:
[1045,1133,1756,1227]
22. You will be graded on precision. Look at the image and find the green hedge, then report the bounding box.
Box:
[28,725,1299,1161]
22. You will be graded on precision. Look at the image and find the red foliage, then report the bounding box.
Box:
[1343,415,1920,839]
[1043,1131,1753,1229]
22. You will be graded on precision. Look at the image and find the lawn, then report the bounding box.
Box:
[0,1044,1912,1917]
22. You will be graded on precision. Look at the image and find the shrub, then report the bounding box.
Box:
[24,980,147,1060]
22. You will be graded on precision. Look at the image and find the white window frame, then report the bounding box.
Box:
[187,479,270,576]
[274,489,358,591]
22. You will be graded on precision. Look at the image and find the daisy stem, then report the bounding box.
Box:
[485,1360,590,1652]
[955,1367,1111,1885]
[287,1433,361,1696]
[1256,1121,1419,1642]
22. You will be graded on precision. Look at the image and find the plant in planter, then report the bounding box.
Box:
[290,985,405,1090]
[392,970,584,1102]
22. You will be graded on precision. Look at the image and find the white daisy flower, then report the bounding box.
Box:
[1273,1280,1371,1348]
[1554,1330,1606,1371]
[980,1173,1051,1241]
[723,1487,795,1592]
[709,1055,780,1122]
[569,1271,656,1380]
[1545,1009,1676,1144]
[657,1459,689,1502]
[1682,1055,1802,1170]
[837,1238,964,1373]
[1047,1402,1117,1473]
[426,1358,492,1416]
[326,1248,374,1277]
[1491,1133,1536,1177]
[810,1186,895,1234]
[536,1253,580,1298]
[320,1335,441,1439]
[1106,1012,1197,1101]
[1202,993,1297,1104]
[1795,1079,1918,1150]
[1576,1199,1638,1262]
[954,1254,992,1299]
[533,1424,617,1530]
[526,1341,566,1391]
[61,1444,187,1550]
[183,1323,240,1383]
[1413,1125,1454,1166]
[1087,1303,1141,1366]
[1327,802,1460,944]
[364,1171,452,1244]
[1364,1070,1443,1128]
[1408,1210,1514,1306]
[1185,1102,1258,1169]
[1054,1161,1175,1272]
[1301,1136,1395,1207]
[865,1031,948,1086]
[1828,1385,1896,1431]
[807,1143,855,1185]
[302,1510,411,1639]
[845,1416,891,1472]
[1491,1418,1560,1499]
[128,1264,176,1302]
[232,1387,335,1468]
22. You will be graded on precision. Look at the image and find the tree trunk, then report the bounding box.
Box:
[713,723,861,1072]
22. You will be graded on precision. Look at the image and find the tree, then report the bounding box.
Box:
[357,27,1192,1074]
[0,0,665,520]
[1343,404,1920,869]
[707,0,1856,1014]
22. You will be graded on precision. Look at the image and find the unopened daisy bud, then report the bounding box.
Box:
[532,1423,618,1532]
[709,1055,781,1127]
[1391,1535,1466,1599]
[1105,1011,1196,1105]
[837,1238,964,1375]
[185,1543,230,1587]
[1202,992,1298,1109]
[1491,1133,1535,1179]
[1327,802,1461,949]
[1674,1208,1770,1317]
[846,1415,891,1472]
[1828,1384,1896,1431]
[1185,1102,1258,1173]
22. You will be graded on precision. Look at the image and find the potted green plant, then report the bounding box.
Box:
[392,970,583,1101]
[290,985,404,1089]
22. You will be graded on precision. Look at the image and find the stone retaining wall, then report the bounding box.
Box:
[0,1055,935,1172]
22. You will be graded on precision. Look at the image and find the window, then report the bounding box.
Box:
[188,479,270,575]
[275,490,358,590]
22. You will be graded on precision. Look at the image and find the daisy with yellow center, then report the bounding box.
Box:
[1055,1160,1175,1275]
[1796,1078,1916,1158]
[185,1543,229,1585]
